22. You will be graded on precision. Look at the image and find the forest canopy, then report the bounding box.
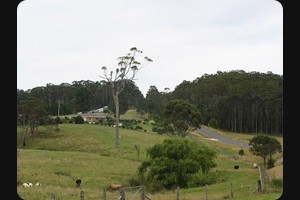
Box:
[17,70,283,135]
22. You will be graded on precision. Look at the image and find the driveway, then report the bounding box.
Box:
[197,126,252,148]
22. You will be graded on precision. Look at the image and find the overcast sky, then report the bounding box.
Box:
[17,0,283,96]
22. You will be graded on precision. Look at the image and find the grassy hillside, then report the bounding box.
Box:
[17,122,283,200]
[120,108,145,120]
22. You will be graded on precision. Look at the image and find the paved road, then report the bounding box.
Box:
[197,126,252,148]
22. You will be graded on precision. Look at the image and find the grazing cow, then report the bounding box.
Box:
[22,182,33,187]
[76,177,82,187]
[109,184,122,190]
[234,165,239,169]
[22,183,29,187]
[253,163,258,168]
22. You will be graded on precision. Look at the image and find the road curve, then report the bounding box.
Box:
[197,126,252,148]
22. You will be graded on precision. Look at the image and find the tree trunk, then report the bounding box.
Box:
[114,95,120,148]
[22,127,27,148]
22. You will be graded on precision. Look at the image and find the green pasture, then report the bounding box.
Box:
[17,119,283,200]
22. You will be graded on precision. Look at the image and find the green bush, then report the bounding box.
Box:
[238,148,245,157]
[130,119,138,125]
[209,118,219,129]
[149,120,156,125]
[271,178,283,189]
[55,117,62,124]
[74,115,84,124]
[135,125,143,130]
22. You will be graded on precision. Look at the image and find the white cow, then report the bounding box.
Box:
[22,182,33,187]
[22,183,29,187]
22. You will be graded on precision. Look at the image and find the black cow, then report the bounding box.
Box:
[234,165,239,169]
[76,178,82,187]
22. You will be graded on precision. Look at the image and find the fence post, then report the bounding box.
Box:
[205,184,208,200]
[258,165,263,192]
[119,187,125,200]
[176,186,180,200]
[141,185,145,200]
[230,181,233,198]
[103,189,106,200]
[52,193,55,200]
[80,191,84,200]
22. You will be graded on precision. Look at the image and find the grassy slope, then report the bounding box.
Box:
[17,113,283,200]
[120,108,145,120]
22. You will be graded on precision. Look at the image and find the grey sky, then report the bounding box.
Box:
[17,0,283,96]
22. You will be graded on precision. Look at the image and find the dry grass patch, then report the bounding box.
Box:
[267,165,283,179]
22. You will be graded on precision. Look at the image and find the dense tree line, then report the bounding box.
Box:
[172,70,283,135]
[17,80,143,117]
[17,70,283,135]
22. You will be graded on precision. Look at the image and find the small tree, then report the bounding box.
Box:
[238,148,245,157]
[249,134,282,167]
[18,97,48,147]
[160,99,202,137]
[74,115,85,124]
[138,138,217,190]
[100,47,153,148]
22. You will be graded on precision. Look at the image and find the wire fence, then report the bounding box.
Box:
[103,185,146,200]
[49,161,282,199]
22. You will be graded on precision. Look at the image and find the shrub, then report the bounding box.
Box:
[130,119,138,125]
[135,125,143,130]
[74,115,84,124]
[149,120,156,125]
[209,118,219,129]
[55,117,62,124]
[271,178,283,189]
[238,149,245,157]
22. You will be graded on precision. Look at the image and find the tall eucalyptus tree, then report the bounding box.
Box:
[100,47,153,148]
